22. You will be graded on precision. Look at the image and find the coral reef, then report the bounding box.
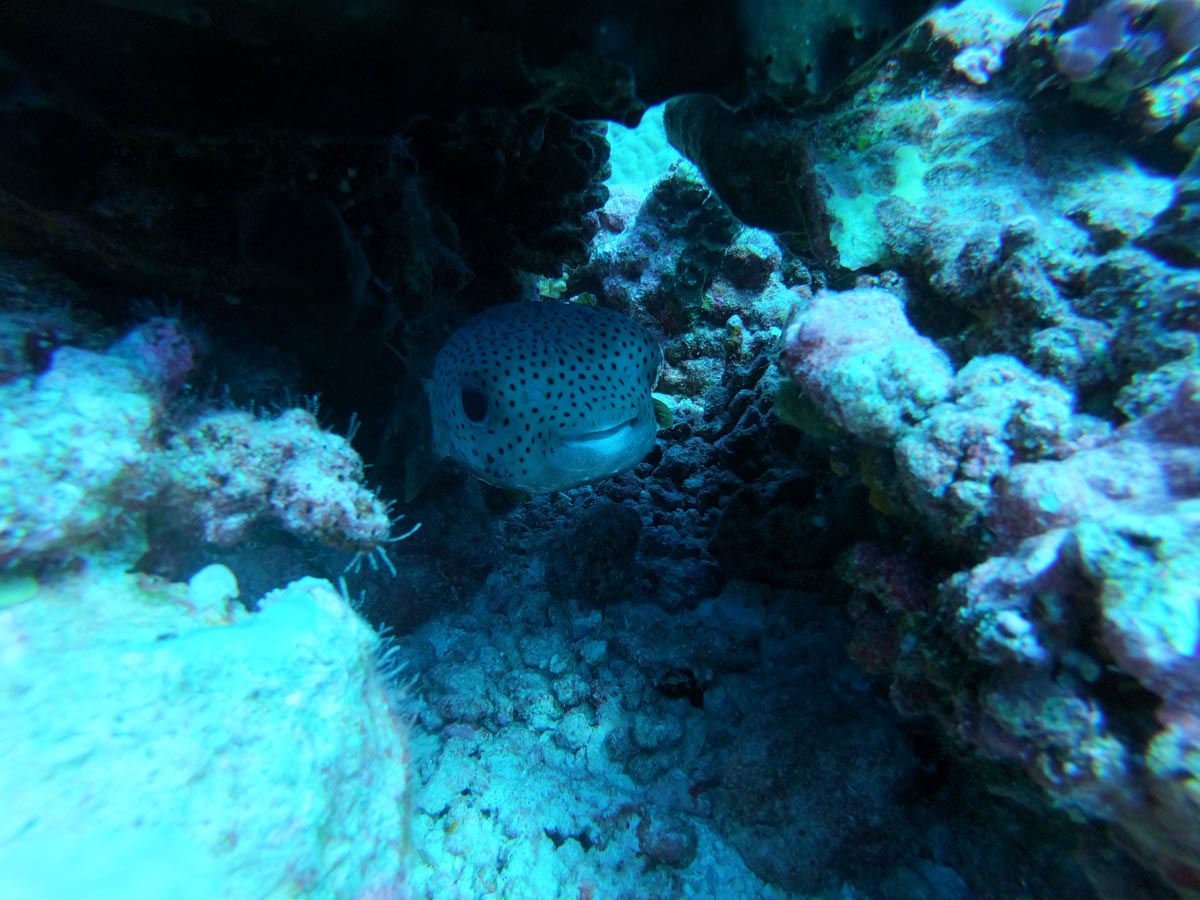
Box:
[895,354,1111,540]
[776,277,1199,894]
[571,167,738,335]
[780,286,955,442]
[159,408,392,550]
[0,318,394,569]
[0,319,189,566]
[941,497,1200,890]
[653,3,1200,893]
[573,162,794,402]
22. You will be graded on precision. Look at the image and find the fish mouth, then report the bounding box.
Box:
[560,419,637,447]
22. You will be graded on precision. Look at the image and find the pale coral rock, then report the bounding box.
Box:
[0,567,411,899]
[159,408,392,550]
[895,355,1108,534]
[991,371,1200,541]
[187,562,240,609]
[780,287,955,443]
[0,342,164,565]
[1075,502,1200,693]
[941,496,1200,888]
[953,43,1007,84]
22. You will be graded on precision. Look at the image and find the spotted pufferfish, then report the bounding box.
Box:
[425,301,664,494]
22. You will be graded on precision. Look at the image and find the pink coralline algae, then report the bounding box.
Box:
[895,354,1111,539]
[777,261,1200,891]
[0,320,393,568]
[159,408,392,551]
[944,494,1200,890]
[780,285,955,443]
[841,361,1200,891]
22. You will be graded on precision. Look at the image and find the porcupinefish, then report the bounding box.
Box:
[425,301,663,494]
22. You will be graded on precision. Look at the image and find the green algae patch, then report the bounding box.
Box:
[0,575,38,609]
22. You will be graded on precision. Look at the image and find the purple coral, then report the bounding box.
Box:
[1053,0,1200,134]
[1055,2,1130,81]
[1159,0,1200,52]
[112,317,195,398]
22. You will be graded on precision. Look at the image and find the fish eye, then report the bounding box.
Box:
[460,387,488,423]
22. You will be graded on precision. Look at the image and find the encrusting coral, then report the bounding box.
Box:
[780,280,1200,893]
[0,317,394,568]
